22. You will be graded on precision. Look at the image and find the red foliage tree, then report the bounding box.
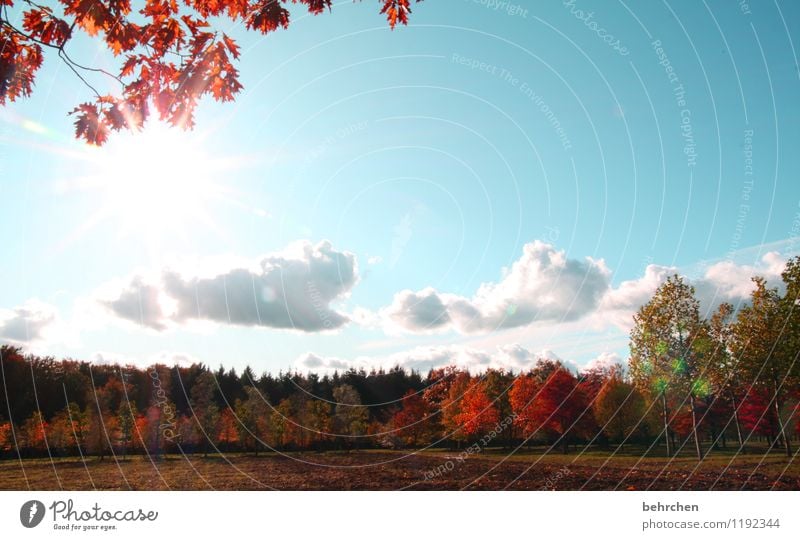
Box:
[528,368,594,453]
[0,0,424,144]
[216,407,239,447]
[509,373,539,438]
[739,388,779,439]
[392,390,435,446]
[455,380,499,437]
[0,420,13,452]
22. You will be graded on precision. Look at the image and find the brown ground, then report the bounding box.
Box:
[1,449,797,490]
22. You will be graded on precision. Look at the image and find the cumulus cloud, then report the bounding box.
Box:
[581,352,625,373]
[383,241,611,334]
[101,277,168,331]
[380,242,793,338]
[597,264,675,330]
[692,252,786,313]
[0,300,58,343]
[98,240,358,332]
[597,252,788,330]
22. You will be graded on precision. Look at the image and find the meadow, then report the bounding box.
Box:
[1,446,797,491]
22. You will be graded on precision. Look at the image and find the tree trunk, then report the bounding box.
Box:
[661,391,672,457]
[729,391,745,453]
[690,395,703,460]
[772,380,791,457]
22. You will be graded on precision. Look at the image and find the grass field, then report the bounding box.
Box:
[1,446,798,490]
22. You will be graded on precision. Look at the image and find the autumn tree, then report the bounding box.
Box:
[190,371,220,456]
[85,383,117,459]
[455,379,500,438]
[391,390,435,447]
[174,414,196,450]
[268,398,294,447]
[629,275,706,459]
[216,407,238,448]
[731,273,798,457]
[531,368,594,454]
[47,402,85,455]
[0,417,12,453]
[140,403,173,456]
[117,400,138,459]
[482,369,515,446]
[776,258,800,452]
[593,371,646,451]
[438,370,472,447]
[234,386,272,454]
[421,366,460,440]
[303,398,332,449]
[19,410,47,455]
[0,0,424,145]
[707,302,746,452]
[332,384,368,448]
[738,387,780,441]
[509,373,539,442]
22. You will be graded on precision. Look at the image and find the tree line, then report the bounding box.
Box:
[1,258,799,460]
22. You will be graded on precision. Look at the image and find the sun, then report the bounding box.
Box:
[78,122,230,246]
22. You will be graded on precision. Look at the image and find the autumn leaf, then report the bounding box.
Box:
[222,33,240,59]
[23,10,72,47]
[246,0,290,34]
[70,102,109,145]
[2,0,424,143]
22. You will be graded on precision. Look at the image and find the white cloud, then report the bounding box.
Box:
[383,241,611,334]
[296,352,351,371]
[0,300,59,344]
[380,243,793,340]
[97,240,358,332]
[597,264,675,330]
[596,252,788,330]
[294,343,579,375]
[692,252,786,315]
[581,352,625,373]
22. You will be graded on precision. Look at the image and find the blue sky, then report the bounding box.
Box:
[1,0,799,374]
